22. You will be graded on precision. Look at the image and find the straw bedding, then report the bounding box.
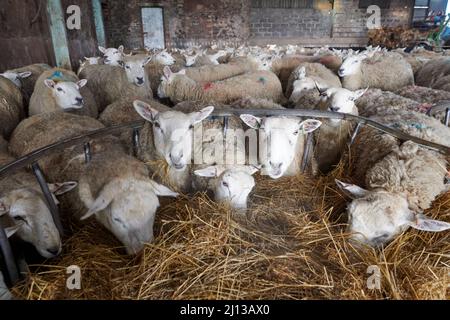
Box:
[10,149,449,300]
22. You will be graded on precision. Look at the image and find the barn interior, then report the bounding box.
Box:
[0,0,449,301]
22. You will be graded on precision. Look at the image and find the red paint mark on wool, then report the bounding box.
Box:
[203,82,213,90]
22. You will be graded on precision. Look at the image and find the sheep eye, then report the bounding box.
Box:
[14,216,26,222]
[189,124,194,130]
[56,87,63,92]
[154,122,161,129]
[222,181,229,188]
[125,65,130,69]
[293,130,299,135]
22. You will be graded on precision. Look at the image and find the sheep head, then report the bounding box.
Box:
[320,87,366,125]
[338,52,368,77]
[154,49,175,66]
[0,71,32,88]
[80,178,178,255]
[240,115,321,179]
[194,165,259,210]
[98,45,124,66]
[44,79,87,110]
[0,181,77,258]
[134,100,214,171]
[121,54,152,87]
[336,180,450,248]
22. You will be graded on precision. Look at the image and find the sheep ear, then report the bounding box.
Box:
[241,165,260,176]
[143,55,152,66]
[194,166,221,178]
[351,87,368,101]
[44,79,56,89]
[98,46,106,54]
[148,180,178,197]
[297,66,306,79]
[335,179,369,199]
[299,119,322,133]
[5,223,24,238]
[0,199,9,215]
[178,69,186,75]
[76,79,87,89]
[133,100,158,122]
[80,191,113,221]
[240,114,262,129]
[191,106,214,125]
[18,71,32,79]
[163,66,173,79]
[408,214,450,232]
[48,181,78,196]
[118,45,124,53]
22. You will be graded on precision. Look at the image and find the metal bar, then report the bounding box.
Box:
[92,0,106,48]
[301,133,313,173]
[1,109,450,180]
[132,128,140,157]
[349,122,362,146]
[445,108,449,127]
[223,116,229,137]
[46,0,71,69]
[84,142,92,163]
[0,225,19,285]
[31,163,64,236]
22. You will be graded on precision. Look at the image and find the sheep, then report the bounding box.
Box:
[286,63,342,102]
[415,57,450,92]
[312,87,367,173]
[77,56,102,75]
[239,114,322,179]
[145,51,185,95]
[79,54,153,112]
[9,112,178,254]
[5,64,52,104]
[157,67,284,105]
[132,100,214,193]
[339,51,414,91]
[0,139,77,258]
[184,50,228,67]
[0,71,32,89]
[181,57,258,83]
[336,109,450,247]
[29,68,98,117]
[98,45,124,66]
[0,76,26,139]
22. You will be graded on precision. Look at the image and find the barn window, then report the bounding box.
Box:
[251,0,314,8]
[358,0,390,9]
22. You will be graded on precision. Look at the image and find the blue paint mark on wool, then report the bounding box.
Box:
[258,77,266,84]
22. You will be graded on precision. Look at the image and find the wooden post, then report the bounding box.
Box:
[46,0,71,69]
[92,0,106,48]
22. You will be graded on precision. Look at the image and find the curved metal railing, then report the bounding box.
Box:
[1,108,449,286]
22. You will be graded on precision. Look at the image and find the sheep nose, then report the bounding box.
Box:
[136,77,144,84]
[46,246,61,256]
[170,152,183,163]
[75,97,84,106]
[329,107,339,112]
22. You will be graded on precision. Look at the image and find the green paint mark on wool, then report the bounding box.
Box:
[258,77,266,84]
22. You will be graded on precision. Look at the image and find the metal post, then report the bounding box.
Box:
[84,142,92,163]
[92,0,106,48]
[349,122,362,146]
[0,225,19,285]
[132,128,140,157]
[31,162,64,236]
[46,0,72,69]
[223,116,229,138]
[445,108,449,127]
[301,133,313,173]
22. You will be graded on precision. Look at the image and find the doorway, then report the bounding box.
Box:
[141,7,165,49]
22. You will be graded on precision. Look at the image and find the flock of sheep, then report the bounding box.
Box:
[1,42,450,299]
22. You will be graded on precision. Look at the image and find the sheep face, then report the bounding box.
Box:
[336,180,450,247]
[290,78,317,102]
[240,116,322,179]
[44,79,87,110]
[338,53,367,77]
[122,55,152,87]
[0,71,32,88]
[154,50,175,66]
[81,179,178,255]
[184,52,200,67]
[99,45,124,66]
[157,67,188,98]
[134,100,214,171]
[0,182,77,258]
[320,87,366,125]
[194,165,259,210]
[84,56,101,64]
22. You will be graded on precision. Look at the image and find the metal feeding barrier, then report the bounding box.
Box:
[1,108,449,286]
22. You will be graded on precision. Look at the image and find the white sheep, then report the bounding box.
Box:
[0,76,25,138]
[79,54,153,112]
[29,68,98,117]
[9,112,178,254]
[239,115,322,179]
[0,71,32,88]
[98,45,124,66]
[339,51,414,91]
[77,56,102,75]
[337,109,450,247]
[5,64,52,102]
[0,142,77,258]
[157,67,284,105]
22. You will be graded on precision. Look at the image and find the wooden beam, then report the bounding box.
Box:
[46,0,71,69]
[92,0,106,47]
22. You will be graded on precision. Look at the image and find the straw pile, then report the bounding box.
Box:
[368,27,426,49]
[10,151,450,300]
